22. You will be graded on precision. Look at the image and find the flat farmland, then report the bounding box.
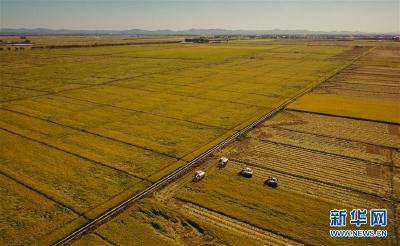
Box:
[288,46,400,123]
[79,118,398,245]
[0,35,183,47]
[73,42,399,245]
[0,40,358,244]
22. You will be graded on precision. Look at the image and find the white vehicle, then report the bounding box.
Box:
[240,167,253,178]
[218,157,229,168]
[193,170,205,182]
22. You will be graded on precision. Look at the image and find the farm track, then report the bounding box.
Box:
[174,199,303,246]
[53,45,374,246]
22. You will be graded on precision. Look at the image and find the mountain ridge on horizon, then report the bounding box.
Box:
[1,28,398,36]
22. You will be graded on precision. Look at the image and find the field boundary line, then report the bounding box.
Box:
[0,63,196,103]
[58,94,231,131]
[317,86,400,95]
[325,80,400,88]
[1,108,181,160]
[53,45,373,246]
[107,83,275,109]
[0,171,83,217]
[263,125,400,150]
[2,46,254,104]
[92,232,116,246]
[286,108,400,126]
[0,84,50,93]
[0,127,149,182]
[339,71,400,77]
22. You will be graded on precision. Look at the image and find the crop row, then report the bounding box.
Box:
[264,110,400,148]
[231,139,391,197]
[174,161,394,246]
[0,109,179,179]
[247,126,392,165]
[230,160,386,208]
[177,199,302,246]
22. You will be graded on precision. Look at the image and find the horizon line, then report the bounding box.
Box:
[1,27,399,35]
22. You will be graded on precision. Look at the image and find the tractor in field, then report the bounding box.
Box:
[265,177,278,188]
[218,156,229,168]
[193,170,205,182]
[239,167,253,178]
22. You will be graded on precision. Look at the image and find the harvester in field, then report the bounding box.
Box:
[239,167,253,178]
[193,170,205,182]
[265,177,278,188]
[218,157,229,168]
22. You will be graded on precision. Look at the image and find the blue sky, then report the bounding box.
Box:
[1,1,399,33]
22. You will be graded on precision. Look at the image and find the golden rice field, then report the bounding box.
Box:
[288,46,400,124]
[0,39,364,244]
[79,110,399,245]
[73,42,399,245]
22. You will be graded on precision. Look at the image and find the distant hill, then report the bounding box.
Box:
[1,28,397,36]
